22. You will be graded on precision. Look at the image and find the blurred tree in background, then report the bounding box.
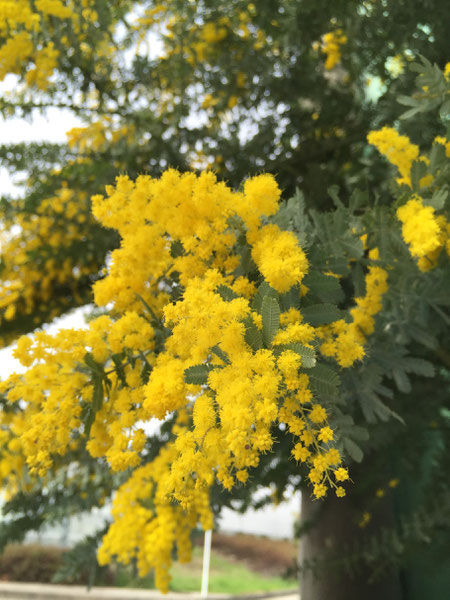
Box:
[0,2,449,599]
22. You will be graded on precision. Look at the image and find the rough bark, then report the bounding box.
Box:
[299,490,403,600]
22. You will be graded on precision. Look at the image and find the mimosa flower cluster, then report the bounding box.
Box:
[397,198,449,270]
[0,118,139,345]
[66,120,136,154]
[367,127,419,187]
[0,169,387,591]
[318,266,388,368]
[0,182,102,346]
[98,421,213,593]
[368,128,450,270]
[0,0,114,89]
[321,29,347,70]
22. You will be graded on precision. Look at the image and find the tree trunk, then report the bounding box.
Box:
[299,490,403,600]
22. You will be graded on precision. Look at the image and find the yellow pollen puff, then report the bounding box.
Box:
[309,404,327,423]
[313,483,327,498]
[397,197,446,263]
[321,29,347,70]
[367,127,419,187]
[251,224,308,293]
[318,426,333,443]
[334,467,349,481]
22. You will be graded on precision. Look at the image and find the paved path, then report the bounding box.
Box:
[0,583,298,600]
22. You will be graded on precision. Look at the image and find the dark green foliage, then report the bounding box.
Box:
[303,273,345,305]
[52,528,112,588]
[302,303,343,326]
[309,364,340,398]
[0,449,121,554]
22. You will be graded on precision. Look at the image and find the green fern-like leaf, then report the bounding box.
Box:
[303,272,344,304]
[210,345,230,365]
[261,296,280,347]
[344,438,364,463]
[184,364,215,385]
[403,357,435,378]
[309,363,340,396]
[216,285,239,301]
[302,303,343,326]
[252,282,278,313]
[244,318,263,351]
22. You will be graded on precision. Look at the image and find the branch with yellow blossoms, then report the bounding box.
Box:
[0,60,449,593]
[367,129,450,273]
[1,146,445,590]
[0,0,130,95]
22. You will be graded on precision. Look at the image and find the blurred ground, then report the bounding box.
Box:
[200,533,297,576]
[0,580,299,600]
[0,534,297,594]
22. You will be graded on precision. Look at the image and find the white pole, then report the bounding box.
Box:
[201,529,212,598]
